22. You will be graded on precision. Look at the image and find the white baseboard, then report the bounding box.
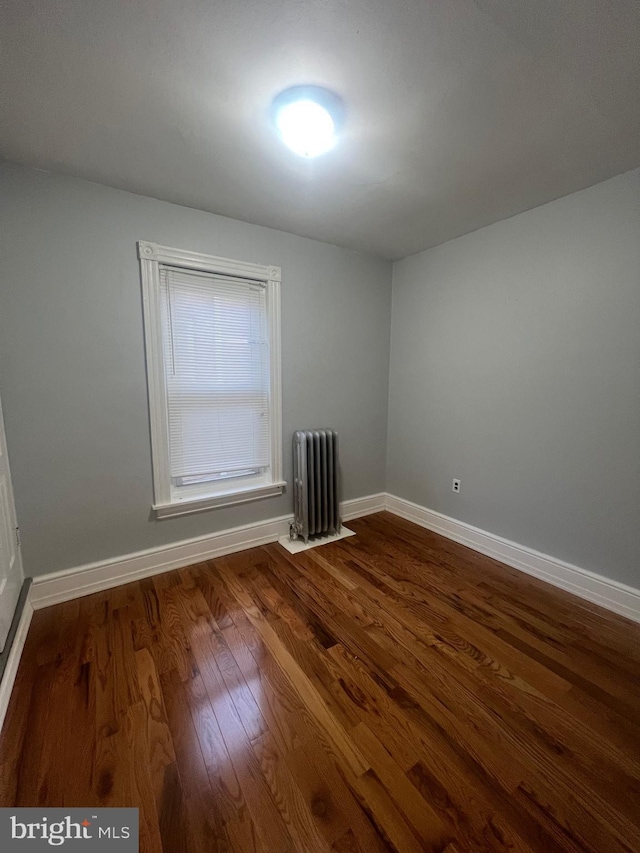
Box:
[385,494,640,624]
[26,487,639,624]
[29,494,387,610]
[30,517,291,609]
[0,600,33,734]
[341,493,386,521]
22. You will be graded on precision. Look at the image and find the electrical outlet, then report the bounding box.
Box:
[452,479,461,493]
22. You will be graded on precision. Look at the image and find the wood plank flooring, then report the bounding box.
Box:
[1,511,640,852]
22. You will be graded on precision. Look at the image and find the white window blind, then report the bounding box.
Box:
[159,266,271,486]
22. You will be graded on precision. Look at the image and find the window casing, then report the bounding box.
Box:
[138,241,284,518]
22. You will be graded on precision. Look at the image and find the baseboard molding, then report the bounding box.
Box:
[0,599,33,734]
[30,516,291,610]
[341,493,386,521]
[29,494,387,610]
[385,494,640,624]
[27,487,637,623]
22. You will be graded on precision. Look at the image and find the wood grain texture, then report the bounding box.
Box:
[2,511,640,852]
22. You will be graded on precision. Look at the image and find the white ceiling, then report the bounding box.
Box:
[1,0,639,260]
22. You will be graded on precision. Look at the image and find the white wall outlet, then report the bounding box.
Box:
[452,478,461,493]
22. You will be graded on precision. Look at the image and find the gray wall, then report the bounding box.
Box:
[387,168,640,588]
[3,161,639,588]
[0,163,392,576]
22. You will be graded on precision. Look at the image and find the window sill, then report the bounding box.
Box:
[153,481,286,519]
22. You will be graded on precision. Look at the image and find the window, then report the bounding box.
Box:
[138,241,284,517]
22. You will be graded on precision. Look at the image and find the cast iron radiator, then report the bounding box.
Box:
[291,429,340,543]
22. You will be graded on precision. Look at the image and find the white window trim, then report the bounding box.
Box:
[138,240,284,519]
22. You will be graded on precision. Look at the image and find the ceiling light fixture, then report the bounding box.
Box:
[272,86,343,158]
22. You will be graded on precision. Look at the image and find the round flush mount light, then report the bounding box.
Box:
[272,86,344,158]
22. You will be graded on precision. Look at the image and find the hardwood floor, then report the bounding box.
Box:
[1,511,640,852]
